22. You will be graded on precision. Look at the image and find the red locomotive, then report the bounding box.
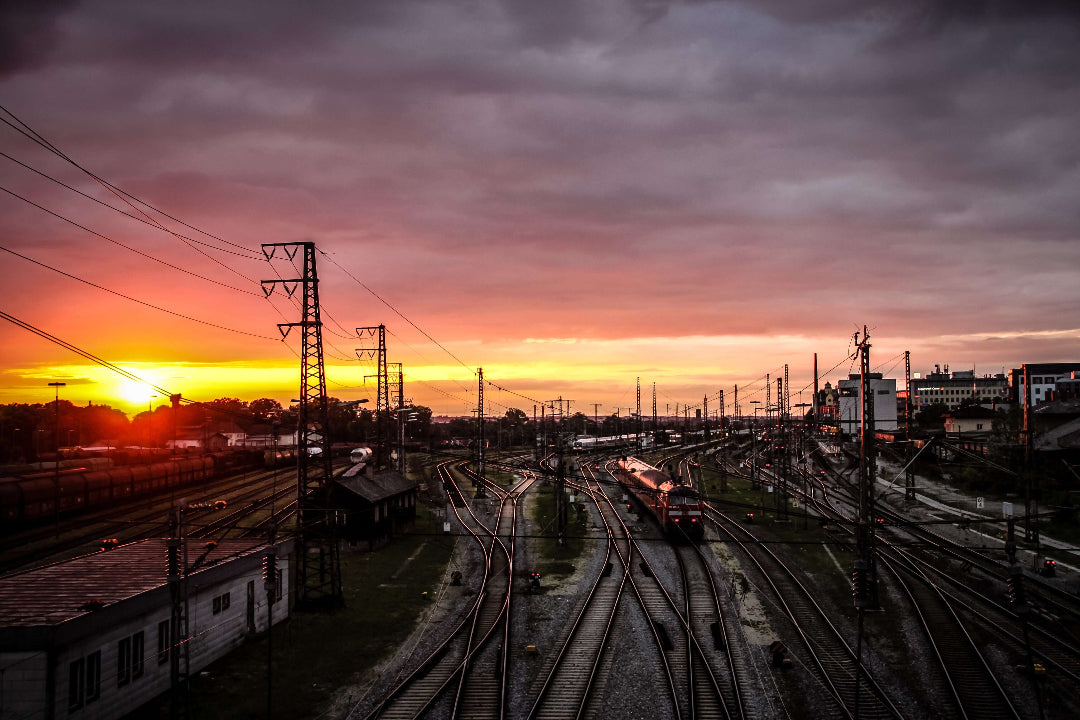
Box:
[615,457,704,541]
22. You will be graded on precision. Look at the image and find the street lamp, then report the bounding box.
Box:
[147,394,158,464]
[48,381,66,532]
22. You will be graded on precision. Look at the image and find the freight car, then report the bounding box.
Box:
[615,456,704,541]
[0,451,261,532]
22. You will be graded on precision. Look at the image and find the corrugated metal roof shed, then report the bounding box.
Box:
[0,538,273,628]
[334,469,416,504]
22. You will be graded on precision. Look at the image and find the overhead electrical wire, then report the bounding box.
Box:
[318,249,474,375]
[0,150,261,260]
[0,105,252,254]
[3,105,543,412]
[0,245,279,341]
[0,184,261,296]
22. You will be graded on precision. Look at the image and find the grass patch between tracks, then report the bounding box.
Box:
[139,503,455,720]
[530,487,587,579]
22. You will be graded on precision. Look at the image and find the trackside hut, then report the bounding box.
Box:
[332,467,418,549]
[0,538,292,720]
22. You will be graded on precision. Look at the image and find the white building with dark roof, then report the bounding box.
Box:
[0,538,291,720]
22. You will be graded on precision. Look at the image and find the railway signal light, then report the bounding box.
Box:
[1007,564,1027,613]
[745,512,754,523]
[100,538,119,551]
[1041,559,1057,578]
[263,551,278,599]
[852,559,869,609]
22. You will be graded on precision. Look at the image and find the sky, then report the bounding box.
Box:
[1,0,1079,418]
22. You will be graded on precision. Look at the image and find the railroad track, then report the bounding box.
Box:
[704,504,904,720]
[806,464,1080,689]
[880,551,1021,720]
[0,464,309,574]
[527,473,631,720]
[359,461,526,720]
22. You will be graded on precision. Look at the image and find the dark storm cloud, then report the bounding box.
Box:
[2,0,1079,361]
[0,0,78,78]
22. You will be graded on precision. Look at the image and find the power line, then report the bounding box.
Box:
[0,183,260,296]
[0,150,261,260]
[0,104,253,253]
[0,244,279,341]
[319,249,473,374]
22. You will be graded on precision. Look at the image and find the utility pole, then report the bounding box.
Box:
[262,242,340,608]
[851,325,877,720]
[703,395,710,441]
[784,364,790,422]
[734,385,739,426]
[766,374,771,426]
[1023,365,1037,543]
[592,403,602,437]
[777,377,789,521]
[719,389,727,493]
[48,381,65,534]
[853,326,879,609]
[167,507,187,720]
[476,368,485,498]
[357,325,389,469]
[652,382,658,443]
[389,363,406,474]
[636,377,642,452]
[813,353,819,423]
[905,351,916,504]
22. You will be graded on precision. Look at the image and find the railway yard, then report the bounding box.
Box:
[2,437,1079,720]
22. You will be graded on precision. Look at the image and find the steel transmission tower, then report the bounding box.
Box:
[261,242,340,608]
[357,325,390,468]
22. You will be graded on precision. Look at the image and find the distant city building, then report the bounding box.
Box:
[1009,364,1080,406]
[837,373,897,435]
[911,364,1008,411]
[0,539,291,720]
[816,382,839,420]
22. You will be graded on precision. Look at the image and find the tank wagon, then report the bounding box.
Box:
[0,451,269,532]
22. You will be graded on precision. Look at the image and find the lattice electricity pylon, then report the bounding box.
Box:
[357,325,389,468]
[261,242,341,608]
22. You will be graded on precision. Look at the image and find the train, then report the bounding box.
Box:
[615,456,704,541]
[572,434,654,451]
[0,450,284,532]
